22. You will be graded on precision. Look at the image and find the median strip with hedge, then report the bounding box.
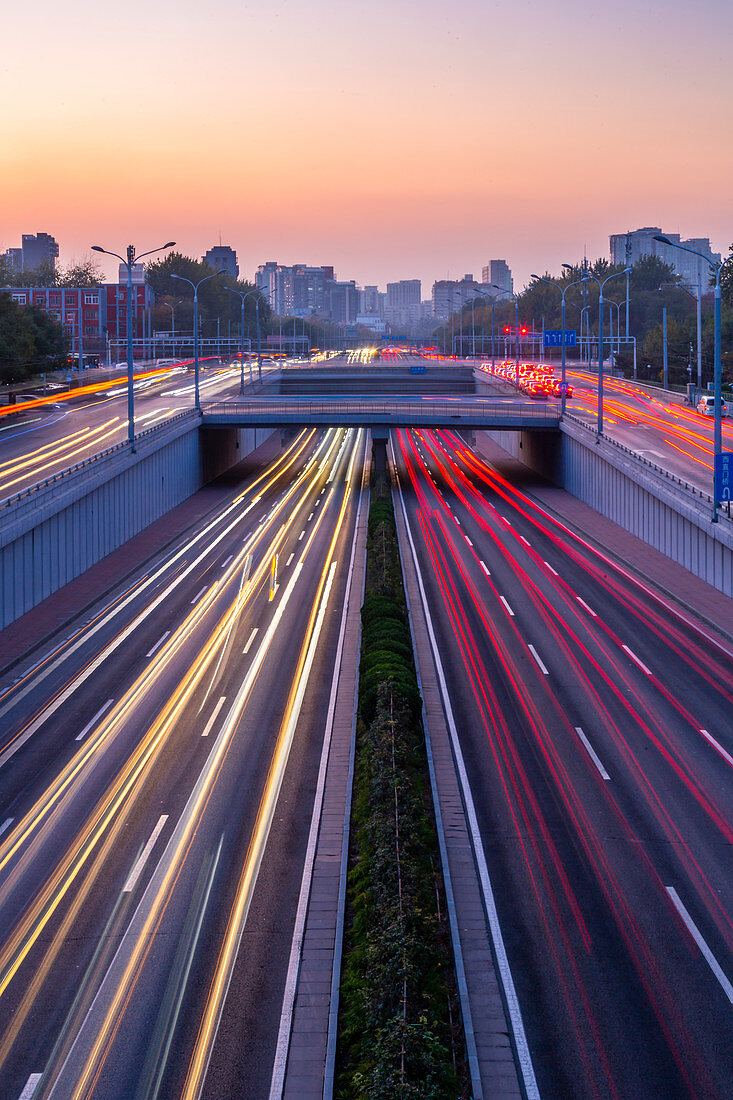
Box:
[336,472,468,1098]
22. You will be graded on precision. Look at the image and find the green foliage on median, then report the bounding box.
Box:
[336,474,468,1098]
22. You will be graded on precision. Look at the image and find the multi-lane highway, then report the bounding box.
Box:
[0,424,367,1099]
[393,426,733,1100]
[0,360,276,503]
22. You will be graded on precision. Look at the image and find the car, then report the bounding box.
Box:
[696,395,729,417]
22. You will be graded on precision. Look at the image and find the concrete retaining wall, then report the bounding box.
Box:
[476,421,733,597]
[0,416,275,628]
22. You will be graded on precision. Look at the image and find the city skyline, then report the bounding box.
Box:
[3,0,731,291]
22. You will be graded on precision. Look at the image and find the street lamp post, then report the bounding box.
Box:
[659,281,702,395]
[582,268,631,439]
[224,288,253,392]
[241,292,262,380]
[170,270,225,410]
[492,286,520,386]
[530,273,590,417]
[91,241,175,450]
[655,235,733,520]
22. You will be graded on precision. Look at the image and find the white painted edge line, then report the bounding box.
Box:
[574,727,610,781]
[221,554,234,569]
[576,597,597,618]
[0,817,13,838]
[285,553,294,568]
[700,729,733,768]
[243,628,258,655]
[544,561,559,576]
[191,586,208,605]
[17,1073,42,1100]
[201,696,227,738]
[394,458,540,1100]
[528,644,549,675]
[122,814,169,894]
[270,443,367,1100]
[666,887,733,1004]
[75,698,114,742]
[622,644,652,676]
[499,595,515,617]
[145,631,170,659]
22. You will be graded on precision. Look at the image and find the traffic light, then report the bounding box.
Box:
[520,326,528,335]
[504,326,511,334]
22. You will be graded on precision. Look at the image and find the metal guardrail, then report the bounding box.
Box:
[2,408,199,510]
[201,397,561,423]
[561,411,726,512]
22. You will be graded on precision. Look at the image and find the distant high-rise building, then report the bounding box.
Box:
[384,279,422,328]
[255,261,338,317]
[360,285,384,317]
[204,244,239,279]
[610,228,721,290]
[432,275,494,319]
[4,232,59,274]
[482,260,513,297]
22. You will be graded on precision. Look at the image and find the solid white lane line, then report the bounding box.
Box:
[480,561,491,576]
[394,472,539,1100]
[201,696,227,738]
[146,631,170,658]
[191,586,208,605]
[285,553,294,567]
[221,555,234,569]
[666,887,733,1004]
[123,815,169,893]
[574,727,611,780]
[17,1073,42,1100]
[465,536,473,547]
[0,817,14,838]
[622,644,652,676]
[544,561,559,576]
[528,645,549,675]
[576,597,598,618]
[499,595,515,616]
[75,699,114,742]
[700,729,733,768]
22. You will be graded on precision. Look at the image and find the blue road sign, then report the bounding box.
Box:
[544,329,577,348]
[714,451,733,502]
[409,364,426,374]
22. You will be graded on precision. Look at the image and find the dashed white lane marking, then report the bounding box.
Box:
[201,695,227,738]
[544,561,559,576]
[700,729,733,768]
[622,645,652,676]
[146,631,170,658]
[75,698,114,742]
[308,512,313,521]
[574,727,611,780]
[298,530,305,541]
[465,535,473,547]
[480,561,491,576]
[243,628,258,654]
[665,887,733,1004]
[17,1073,42,1100]
[454,516,461,525]
[576,597,598,618]
[528,645,549,675]
[499,595,515,616]
[123,814,169,893]
[221,554,234,569]
[0,817,14,838]
[191,586,208,605]
[285,553,295,568]
[519,535,531,546]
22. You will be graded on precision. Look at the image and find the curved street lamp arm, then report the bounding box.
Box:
[91,246,126,265]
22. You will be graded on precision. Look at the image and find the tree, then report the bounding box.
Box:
[145,252,269,336]
[0,291,67,383]
[57,258,103,286]
[720,244,733,307]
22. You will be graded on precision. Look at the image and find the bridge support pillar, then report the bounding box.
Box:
[371,426,389,473]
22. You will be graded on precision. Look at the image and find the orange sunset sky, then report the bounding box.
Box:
[2,0,732,289]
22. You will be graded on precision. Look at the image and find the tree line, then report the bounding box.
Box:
[435,248,733,387]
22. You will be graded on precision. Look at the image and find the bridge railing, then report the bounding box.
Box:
[201,397,561,422]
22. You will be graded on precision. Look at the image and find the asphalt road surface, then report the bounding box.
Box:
[0,425,367,1099]
[393,425,733,1100]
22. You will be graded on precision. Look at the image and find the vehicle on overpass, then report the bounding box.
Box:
[696,394,729,417]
